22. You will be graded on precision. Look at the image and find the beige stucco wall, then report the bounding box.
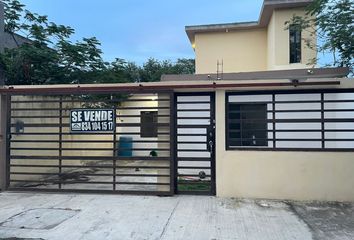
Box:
[267,8,317,70]
[195,29,268,74]
[215,88,354,202]
[267,10,276,71]
[194,7,317,74]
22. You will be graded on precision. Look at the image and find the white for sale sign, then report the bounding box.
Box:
[70,109,115,132]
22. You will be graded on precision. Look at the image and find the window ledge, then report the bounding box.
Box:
[226,147,354,152]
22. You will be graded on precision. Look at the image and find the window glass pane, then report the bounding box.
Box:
[289,24,301,63]
[228,103,267,147]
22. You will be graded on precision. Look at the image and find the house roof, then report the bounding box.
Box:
[0,79,344,95]
[185,0,312,45]
[0,67,350,95]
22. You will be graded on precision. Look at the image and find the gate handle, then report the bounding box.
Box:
[208,140,213,154]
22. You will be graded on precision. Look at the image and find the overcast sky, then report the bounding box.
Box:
[20,0,264,64]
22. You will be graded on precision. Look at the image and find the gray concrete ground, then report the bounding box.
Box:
[0,192,353,240]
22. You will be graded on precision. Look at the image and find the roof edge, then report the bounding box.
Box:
[161,67,350,81]
[0,80,344,95]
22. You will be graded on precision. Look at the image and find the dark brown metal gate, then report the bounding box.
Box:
[6,91,175,195]
[175,92,216,195]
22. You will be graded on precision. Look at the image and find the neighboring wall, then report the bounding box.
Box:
[1,32,30,50]
[0,0,4,186]
[1,1,30,87]
[0,0,4,53]
[0,1,29,52]
[195,29,267,74]
[215,83,354,202]
[0,1,5,85]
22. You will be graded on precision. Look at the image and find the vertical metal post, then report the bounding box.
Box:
[272,94,276,149]
[321,93,325,149]
[210,92,216,195]
[58,96,63,189]
[169,91,175,195]
[112,104,117,191]
[5,94,11,189]
[0,94,10,190]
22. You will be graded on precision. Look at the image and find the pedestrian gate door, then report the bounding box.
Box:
[175,93,216,195]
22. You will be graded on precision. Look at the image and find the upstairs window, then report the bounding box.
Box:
[140,111,158,137]
[289,24,301,63]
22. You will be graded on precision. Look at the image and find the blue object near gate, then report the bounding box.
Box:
[118,136,133,156]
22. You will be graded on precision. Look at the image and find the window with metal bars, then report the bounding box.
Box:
[289,24,301,63]
[228,103,268,147]
[226,90,354,151]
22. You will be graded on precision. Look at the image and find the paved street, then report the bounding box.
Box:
[0,192,353,240]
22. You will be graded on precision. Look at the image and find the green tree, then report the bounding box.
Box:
[139,58,195,82]
[1,0,105,85]
[286,0,353,71]
[172,58,195,74]
[0,0,196,85]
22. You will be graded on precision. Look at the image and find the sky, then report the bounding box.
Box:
[20,0,264,65]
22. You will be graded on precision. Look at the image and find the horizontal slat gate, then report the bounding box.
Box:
[7,92,174,195]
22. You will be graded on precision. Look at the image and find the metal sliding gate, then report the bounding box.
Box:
[175,92,216,195]
[6,91,175,195]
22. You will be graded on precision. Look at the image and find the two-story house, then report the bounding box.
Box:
[187,0,316,74]
[0,0,353,201]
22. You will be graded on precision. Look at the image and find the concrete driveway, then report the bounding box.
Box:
[0,192,353,240]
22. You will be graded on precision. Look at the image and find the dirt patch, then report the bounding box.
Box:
[287,201,354,240]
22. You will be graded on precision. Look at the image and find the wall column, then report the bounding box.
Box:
[0,93,8,191]
[215,89,225,197]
